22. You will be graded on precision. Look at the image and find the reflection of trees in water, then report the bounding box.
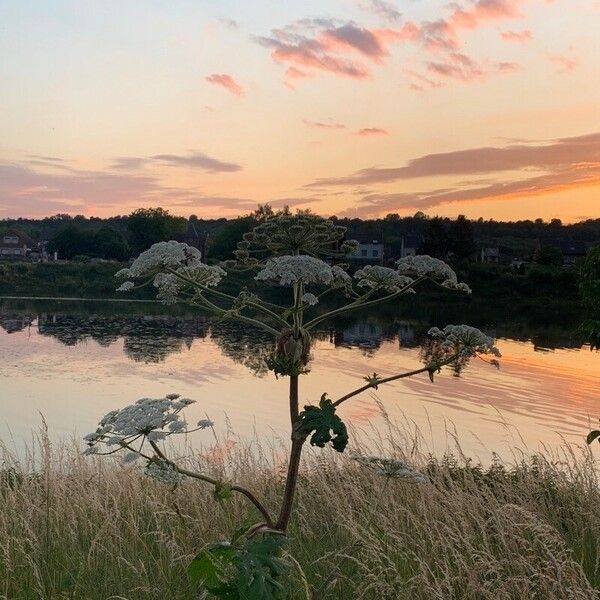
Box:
[34,314,210,363]
[210,321,274,376]
[119,316,209,363]
[0,307,591,371]
[0,314,34,334]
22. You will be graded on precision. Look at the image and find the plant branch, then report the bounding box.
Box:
[332,353,460,408]
[304,277,426,330]
[148,441,274,527]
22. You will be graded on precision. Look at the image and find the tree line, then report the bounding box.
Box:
[1,206,599,262]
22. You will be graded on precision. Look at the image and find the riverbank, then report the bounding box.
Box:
[0,259,583,309]
[0,433,598,599]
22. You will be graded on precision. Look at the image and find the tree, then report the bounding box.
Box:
[93,226,130,261]
[87,214,501,598]
[48,224,93,259]
[449,215,475,260]
[534,245,563,267]
[421,217,449,258]
[209,217,256,260]
[127,208,187,252]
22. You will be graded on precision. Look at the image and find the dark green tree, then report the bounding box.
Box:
[533,246,563,267]
[578,245,600,311]
[449,215,475,260]
[421,217,449,258]
[127,208,187,252]
[48,224,93,259]
[93,226,130,261]
[209,217,257,260]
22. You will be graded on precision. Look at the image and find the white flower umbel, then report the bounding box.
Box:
[301,292,319,306]
[428,324,501,357]
[255,255,338,286]
[117,241,202,278]
[396,255,471,293]
[354,265,414,293]
[354,455,429,483]
[144,460,183,486]
[116,241,225,301]
[83,394,196,451]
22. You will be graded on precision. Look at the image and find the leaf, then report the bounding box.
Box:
[586,430,600,445]
[298,394,349,452]
[232,535,287,600]
[213,482,233,502]
[188,542,236,589]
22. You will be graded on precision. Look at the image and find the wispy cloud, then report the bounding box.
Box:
[110,152,241,174]
[151,152,242,173]
[355,127,388,136]
[501,29,533,43]
[303,119,346,130]
[218,18,239,30]
[307,131,600,216]
[357,0,401,23]
[256,20,417,83]
[346,166,600,216]
[0,160,317,217]
[257,1,533,89]
[308,132,600,186]
[205,73,244,96]
[547,53,578,73]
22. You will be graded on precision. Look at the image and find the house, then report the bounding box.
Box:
[399,234,422,258]
[349,233,384,264]
[480,247,500,264]
[0,229,33,260]
[560,241,588,265]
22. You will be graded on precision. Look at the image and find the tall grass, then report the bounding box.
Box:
[0,422,599,599]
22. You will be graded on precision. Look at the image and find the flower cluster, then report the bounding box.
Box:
[83,394,196,453]
[428,324,501,357]
[116,242,226,303]
[117,241,203,278]
[301,292,319,306]
[354,455,429,483]
[354,265,414,293]
[236,214,358,262]
[255,255,347,287]
[144,460,183,485]
[397,255,471,293]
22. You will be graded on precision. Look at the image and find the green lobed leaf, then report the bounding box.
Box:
[586,430,600,445]
[188,542,236,589]
[298,394,349,452]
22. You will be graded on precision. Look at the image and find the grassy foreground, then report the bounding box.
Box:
[0,431,599,600]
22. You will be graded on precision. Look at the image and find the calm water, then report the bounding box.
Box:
[1,301,599,462]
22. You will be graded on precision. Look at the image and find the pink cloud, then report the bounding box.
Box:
[355,127,388,136]
[257,2,536,88]
[501,29,533,42]
[205,73,244,96]
[547,53,578,73]
[256,21,416,83]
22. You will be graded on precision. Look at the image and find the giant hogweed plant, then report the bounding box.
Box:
[84,214,500,598]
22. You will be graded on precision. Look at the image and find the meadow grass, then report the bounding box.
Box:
[0,422,599,600]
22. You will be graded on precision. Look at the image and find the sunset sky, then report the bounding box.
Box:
[1,0,599,222]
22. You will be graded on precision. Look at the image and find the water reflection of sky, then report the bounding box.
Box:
[0,311,598,463]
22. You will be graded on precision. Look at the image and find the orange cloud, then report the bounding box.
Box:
[205,73,244,96]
